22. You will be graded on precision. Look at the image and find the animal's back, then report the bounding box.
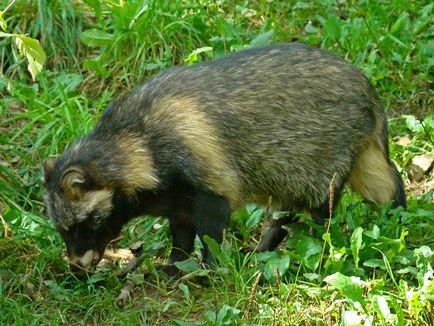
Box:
[94,43,398,209]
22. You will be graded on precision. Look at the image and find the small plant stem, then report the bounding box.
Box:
[0,212,10,238]
[2,0,17,15]
[336,0,342,18]
[246,271,262,319]
[318,173,337,274]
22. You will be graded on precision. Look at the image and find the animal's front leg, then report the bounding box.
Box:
[191,191,231,266]
[163,218,196,277]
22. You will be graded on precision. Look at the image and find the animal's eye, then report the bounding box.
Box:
[85,210,97,223]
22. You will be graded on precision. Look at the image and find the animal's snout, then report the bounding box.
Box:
[69,249,99,269]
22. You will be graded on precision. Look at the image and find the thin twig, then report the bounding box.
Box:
[2,0,17,15]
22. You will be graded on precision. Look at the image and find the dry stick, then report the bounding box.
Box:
[109,235,123,245]
[0,212,10,238]
[318,173,337,274]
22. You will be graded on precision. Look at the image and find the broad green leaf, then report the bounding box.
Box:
[350,227,363,269]
[363,258,386,269]
[178,283,190,299]
[304,22,319,34]
[296,236,322,271]
[397,266,418,275]
[297,237,323,258]
[372,295,391,323]
[186,46,213,65]
[245,203,259,214]
[205,310,217,323]
[414,245,433,259]
[215,305,241,325]
[174,259,202,273]
[253,251,280,262]
[144,63,162,71]
[15,35,45,63]
[324,272,366,308]
[14,35,46,81]
[202,235,223,262]
[263,255,290,280]
[403,115,424,133]
[245,207,264,229]
[250,29,274,46]
[364,224,380,240]
[303,273,322,281]
[81,29,115,47]
[86,274,106,284]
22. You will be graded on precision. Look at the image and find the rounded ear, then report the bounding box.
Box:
[61,167,87,197]
[43,157,58,182]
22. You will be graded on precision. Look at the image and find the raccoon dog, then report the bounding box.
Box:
[43,43,406,275]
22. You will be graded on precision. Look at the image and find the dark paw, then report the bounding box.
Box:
[145,263,182,279]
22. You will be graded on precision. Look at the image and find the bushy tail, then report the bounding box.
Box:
[348,110,406,208]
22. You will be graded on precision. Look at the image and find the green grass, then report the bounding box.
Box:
[1,0,433,325]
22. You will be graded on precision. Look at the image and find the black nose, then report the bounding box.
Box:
[92,252,102,265]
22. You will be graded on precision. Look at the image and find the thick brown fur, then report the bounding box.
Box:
[43,43,406,273]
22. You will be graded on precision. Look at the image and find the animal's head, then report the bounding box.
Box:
[43,156,123,270]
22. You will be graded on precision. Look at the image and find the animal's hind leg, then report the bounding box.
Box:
[243,175,346,253]
[243,214,295,253]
